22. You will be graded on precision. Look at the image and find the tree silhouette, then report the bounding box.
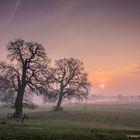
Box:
[0,39,50,117]
[0,76,15,104]
[44,58,91,111]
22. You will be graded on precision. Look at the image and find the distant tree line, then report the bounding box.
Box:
[0,39,91,118]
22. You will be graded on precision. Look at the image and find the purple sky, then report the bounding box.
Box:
[0,0,140,95]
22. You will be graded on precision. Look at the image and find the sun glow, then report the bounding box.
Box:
[100,84,104,88]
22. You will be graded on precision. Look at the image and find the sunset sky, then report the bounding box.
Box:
[0,0,140,96]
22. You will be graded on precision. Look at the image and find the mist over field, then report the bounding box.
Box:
[30,93,140,106]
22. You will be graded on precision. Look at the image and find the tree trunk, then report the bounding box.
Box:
[14,63,27,118]
[14,90,24,118]
[55,93,63,111]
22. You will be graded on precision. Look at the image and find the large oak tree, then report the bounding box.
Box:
[44,58,91,111]
[0,39,50,117]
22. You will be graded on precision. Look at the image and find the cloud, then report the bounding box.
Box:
[8,0,22,25]
[1,0,23,31]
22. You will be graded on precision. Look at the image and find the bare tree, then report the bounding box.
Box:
[0,82,38,109]
[0,39,50,118]
[0,76,15,104]
[0,76,11,91]
[44,58,91,111]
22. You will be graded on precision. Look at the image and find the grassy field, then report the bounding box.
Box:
[0,103,140,140]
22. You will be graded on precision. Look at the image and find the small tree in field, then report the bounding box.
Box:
[0,39,50,118]
[44,58,91,111]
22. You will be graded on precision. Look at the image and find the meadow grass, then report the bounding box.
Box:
[0,103,140,140]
